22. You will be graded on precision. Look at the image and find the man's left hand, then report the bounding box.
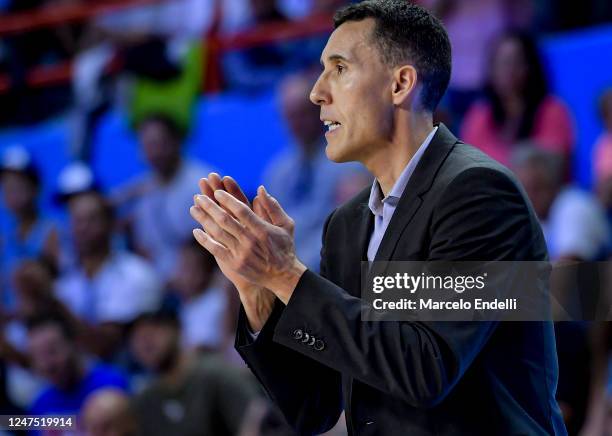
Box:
[192,186,306,304]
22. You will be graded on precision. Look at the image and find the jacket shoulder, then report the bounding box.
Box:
[435,141,525,195]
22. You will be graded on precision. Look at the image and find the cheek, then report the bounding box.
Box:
[352,98,392,140]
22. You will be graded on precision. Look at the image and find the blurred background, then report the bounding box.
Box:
[0,0,611,435]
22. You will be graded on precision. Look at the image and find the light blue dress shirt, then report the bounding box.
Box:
[366,126,438,261]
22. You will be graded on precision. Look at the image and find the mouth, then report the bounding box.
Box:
[322,119,342,134]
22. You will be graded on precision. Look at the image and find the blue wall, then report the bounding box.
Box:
[540,24,612,188]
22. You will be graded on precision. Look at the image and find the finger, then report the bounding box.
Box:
[208,172,224,192]
[194,194,247,241]
[190,199,209,227]
[192,228,229,260]
[214,190,267,236]
[198,178,215,199]
[253,195,273,223]
[258,185,292,227]
[222,176,250,206]
[190,204,238,250]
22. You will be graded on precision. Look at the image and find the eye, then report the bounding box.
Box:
[336,64,345,75]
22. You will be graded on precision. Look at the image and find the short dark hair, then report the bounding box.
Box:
[26,312,76,340]
[137,112,186,143]
[68,190,115,224]
[129,308,180,333]
[333,0,451,112]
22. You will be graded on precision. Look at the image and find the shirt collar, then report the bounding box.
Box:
[368,126,438,217]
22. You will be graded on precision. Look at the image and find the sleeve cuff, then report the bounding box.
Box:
[235,297,284,349]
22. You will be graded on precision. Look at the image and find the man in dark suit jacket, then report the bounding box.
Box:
[190,1,567,434]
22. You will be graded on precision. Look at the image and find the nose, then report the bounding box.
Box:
[309,74,330,106]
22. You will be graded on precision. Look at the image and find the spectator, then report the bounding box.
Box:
[512,146,605,434]
[461,31,574,168]
[70,0,212,158]
[512,145,609,261]
[2,259,59,409]
[55,190,162,359]
[117,113,213,281]
[171,239,228,352]
[129,310,258,436]
[222,0,297,92]
[0,145,59,310]
[581,89,612,436]
[421,0,509,129]
[27,313,129,416]
[594,88,612,242]
[54,161,101,271]
[262,71,370,270]
[81,388,138,436]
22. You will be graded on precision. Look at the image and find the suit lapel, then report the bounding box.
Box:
[373,123,458,262]
[356,204,374,261]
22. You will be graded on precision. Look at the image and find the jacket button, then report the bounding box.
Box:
[314,339,325,351]
[301,333,310,343]
[307,336,316,346]
[292,329,303,340]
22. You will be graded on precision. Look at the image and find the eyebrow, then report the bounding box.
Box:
[320,54,351,66]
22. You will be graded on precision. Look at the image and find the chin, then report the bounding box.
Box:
[324,141,354,163]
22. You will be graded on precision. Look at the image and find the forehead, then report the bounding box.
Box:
[139,120,173,138]
[322,18,377,62]
[71,194,102,214]
[29,324,63,344]
[1,171,30,184]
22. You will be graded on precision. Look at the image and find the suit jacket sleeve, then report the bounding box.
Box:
[271,166,544,408]
[234,212,343,435]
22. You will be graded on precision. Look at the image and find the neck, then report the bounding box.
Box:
[16,207,37,232]
[158,158,181,184]
[60,356,85,391]
[501,93,524,118]
[161,351,191,386]
[80,244,111,277]
[365,111,434,196]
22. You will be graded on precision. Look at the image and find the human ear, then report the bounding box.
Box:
[391,65,417,106]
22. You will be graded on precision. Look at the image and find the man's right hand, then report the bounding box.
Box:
[193,173,276,332]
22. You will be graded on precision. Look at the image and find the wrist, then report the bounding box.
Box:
[269,259,307,305]
[239,287,276,332]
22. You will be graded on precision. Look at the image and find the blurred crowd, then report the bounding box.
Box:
[1,0,612,435]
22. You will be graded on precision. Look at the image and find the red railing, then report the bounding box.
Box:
[0,1,333,94]
[0,0,164,35]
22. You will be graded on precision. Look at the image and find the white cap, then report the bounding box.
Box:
[1,145,32,172]
[57,161,96,197]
